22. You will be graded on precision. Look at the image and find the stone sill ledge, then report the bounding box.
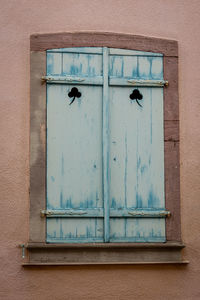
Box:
[26,242,185,249]
[23,261,188,266]
[22,242,188,265]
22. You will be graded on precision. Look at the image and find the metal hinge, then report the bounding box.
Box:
[41,76,85,83]
[40,209,88,217]
[128,210,171,218]
[127,79,168,87]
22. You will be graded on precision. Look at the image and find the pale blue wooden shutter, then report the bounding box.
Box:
[46,47,167,243]
[108,49,165,242]
[46,48,104,242]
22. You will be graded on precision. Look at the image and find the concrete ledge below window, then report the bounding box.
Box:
[22,242,188,265]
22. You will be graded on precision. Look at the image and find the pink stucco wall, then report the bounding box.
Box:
[1,1,200,299]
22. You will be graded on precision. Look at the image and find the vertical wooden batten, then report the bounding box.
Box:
[102,47,110,242]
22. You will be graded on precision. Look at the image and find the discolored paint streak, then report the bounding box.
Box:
[60,190,64,208]
[124,134,128,208]
[136,193,143,208]
[61,153,64,176]
[147,187,160,208]
[111,198,117,209]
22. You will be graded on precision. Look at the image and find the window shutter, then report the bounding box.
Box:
[46,47,167,243]
[46,48,104,243]
[108,49,165,242]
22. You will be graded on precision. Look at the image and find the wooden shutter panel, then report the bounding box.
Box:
[46,48,104,242]
[109,49,165,242]
[46,47,166,243]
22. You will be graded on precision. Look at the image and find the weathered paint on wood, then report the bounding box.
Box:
[102,47,110,242]
[47,84,103,242]
[46,47,166,243]
[109,48,165,242]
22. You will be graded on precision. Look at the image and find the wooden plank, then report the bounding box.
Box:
[30,32,178,56]
[109,55,163,80]
[110,218,165,242]
[102,47,110,242]
[46,52,62,75]
[30,51,46,243]
[62,52,103,76]
[47,218,103,243]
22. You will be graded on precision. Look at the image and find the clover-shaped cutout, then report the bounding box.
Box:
[68,87,81,105]
[130,89,143,107]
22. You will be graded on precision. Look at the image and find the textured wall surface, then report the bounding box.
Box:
[0,1,200,299]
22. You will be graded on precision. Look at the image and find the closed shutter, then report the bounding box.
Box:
[46,47,167,243]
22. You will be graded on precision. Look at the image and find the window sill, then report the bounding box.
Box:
[22,242,188,265]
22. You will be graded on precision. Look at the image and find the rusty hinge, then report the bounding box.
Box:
[40,209,88,217]
[127,79,168,87]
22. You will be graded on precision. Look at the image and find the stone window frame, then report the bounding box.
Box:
[26,32,187,265]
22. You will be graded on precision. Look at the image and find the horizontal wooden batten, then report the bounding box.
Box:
[40,209,170,218]
[42,75,103,85]
[111,78,168,87]
[23,242,187,265]
[42,76,168,87]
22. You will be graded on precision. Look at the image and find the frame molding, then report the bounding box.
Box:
[29,32,182,264]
